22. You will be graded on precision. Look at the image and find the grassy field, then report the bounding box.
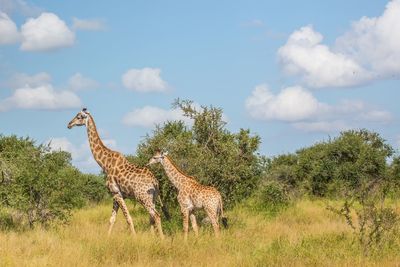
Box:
[1,199,400,267]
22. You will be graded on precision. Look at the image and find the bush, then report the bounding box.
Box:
[257,180,290,212]
[129,99,266,209]
[386,156,400,197]
[0,209,14,230]
[327,178,399,256]
[0,135,107,229]
[80,173,108,203]
[265,129,394,198]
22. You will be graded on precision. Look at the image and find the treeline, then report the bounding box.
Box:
[266,129,400,198]
[130,100,400,211]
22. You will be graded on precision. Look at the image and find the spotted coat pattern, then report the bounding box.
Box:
[148,151,226,239]
[68,109,164,238]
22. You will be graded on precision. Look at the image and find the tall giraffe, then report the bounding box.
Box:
[147,150,227,240]
[67,108,168,238]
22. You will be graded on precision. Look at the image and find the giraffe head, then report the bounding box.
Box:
[147,150,168,166]
[67,108,90,129]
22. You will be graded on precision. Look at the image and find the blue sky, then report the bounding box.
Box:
[1,0,399,173]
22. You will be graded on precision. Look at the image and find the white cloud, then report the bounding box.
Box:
[72,17,106,31]
[122,68,168,92]
[0,12,20,44]
[245,84,324,121]
[336,0,400,78]
[245,84,392,132]
[332,99,393,123]
[7,72,51,88]
[122,106,192,128]
[0,0,42,17]
[46,137,100,173]
[68,73,99,91]
[47,137,117,173]
[278,0,400,88]
[359,110,393,122]
[278,26,371,88]
[20,12,75,51]
[122,103,228,128]
[0,84,81,111]
[47,137,80,158]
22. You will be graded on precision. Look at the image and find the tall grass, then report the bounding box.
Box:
[1,199,400,266]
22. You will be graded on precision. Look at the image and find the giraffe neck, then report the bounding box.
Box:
[86,114,113,169]
[161,156,192,189]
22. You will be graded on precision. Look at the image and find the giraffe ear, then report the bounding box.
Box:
[163,151,169,156]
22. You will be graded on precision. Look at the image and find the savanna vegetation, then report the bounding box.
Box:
[1,99,400,266]
[0,135,107,230]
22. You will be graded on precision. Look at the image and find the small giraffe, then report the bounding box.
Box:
[67,108,168,238]
[147,150,227,240]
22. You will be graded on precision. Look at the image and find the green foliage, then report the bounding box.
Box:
[0,209,13,230]
[267,154,298,188]
[0,135,107,229]
[386,156,400,197]
[80,173,108,203]
[129,99,265,208]
[327,178,399,256]
[266,129,393,197]
[257,180,290,212]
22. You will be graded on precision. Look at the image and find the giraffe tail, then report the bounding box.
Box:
[219,195,228,229]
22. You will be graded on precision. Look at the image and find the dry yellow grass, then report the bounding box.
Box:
[1,200,400,267]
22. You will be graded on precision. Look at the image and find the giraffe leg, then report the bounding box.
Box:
[113,194,136,236]
[205,208,220,238]
[210,215,220,238]
[147,208,164,239]
[108,200,119,236]
[189,213,199,237]
[149,215,155,235]
[143,194,165,239]
[181,208,190,241]
[154,212,164,239]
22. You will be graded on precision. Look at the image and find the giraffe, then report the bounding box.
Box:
[147,150,228,240]
[67,108,168,238]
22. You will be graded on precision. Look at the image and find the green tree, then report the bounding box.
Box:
[128,99,264,209]
[0,135,106,229]
[266,129,394,197]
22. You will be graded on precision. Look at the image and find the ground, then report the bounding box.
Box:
[1,199,400,266]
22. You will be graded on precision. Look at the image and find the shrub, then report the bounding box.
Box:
[265,129,394,198]
[257,180,290,212]
[0,209,14,230]
[327,178,399,256]
[0,135,107,229]
[80,173,108,203]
